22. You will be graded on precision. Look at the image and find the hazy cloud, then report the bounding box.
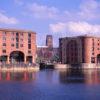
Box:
[14,0,24,5]
[0,12,18,24]
[27,0,100,21]
[50,21,100,36]
[28,3,59,19]
[78,0,100,20]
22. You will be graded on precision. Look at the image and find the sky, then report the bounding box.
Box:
[0,0,100,47]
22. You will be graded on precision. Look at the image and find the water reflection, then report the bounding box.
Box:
[0,72,35,81]
[83,69,100,85]
[59,68,84,84]
[59,66,100,85]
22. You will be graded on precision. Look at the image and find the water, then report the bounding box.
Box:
[0,69,100,100]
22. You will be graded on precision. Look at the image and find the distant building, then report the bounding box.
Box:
[59,35,100,64]
[0,28,36,64]
[37,35,59,63]
[46,35,53,49]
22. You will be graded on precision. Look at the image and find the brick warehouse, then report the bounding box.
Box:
[59,35,100,64]
[0,28,36,64]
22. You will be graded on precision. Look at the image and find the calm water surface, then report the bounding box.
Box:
[0,68,100,100]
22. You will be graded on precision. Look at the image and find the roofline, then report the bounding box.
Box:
[0,28,36,34]
[59,35,100,39]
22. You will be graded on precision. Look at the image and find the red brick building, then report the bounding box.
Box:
[59,35,100,64]
[0,28,36,64]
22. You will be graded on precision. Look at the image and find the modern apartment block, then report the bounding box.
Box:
[0,28,36,64]
[59,35,100,64]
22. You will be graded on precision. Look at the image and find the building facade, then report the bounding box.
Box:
[37,35,59,63]
[0,28,36,64]
[59,35,100,64]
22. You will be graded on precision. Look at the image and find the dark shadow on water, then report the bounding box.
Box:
[59,64,100,85]
[59,68,84,84]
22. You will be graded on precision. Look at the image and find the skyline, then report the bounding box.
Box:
[0,0,100,47]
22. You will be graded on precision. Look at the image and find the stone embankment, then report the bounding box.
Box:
[0,67,39,72]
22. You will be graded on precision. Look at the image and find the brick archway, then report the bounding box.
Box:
[10,51,24,63]
[97,54,100,63]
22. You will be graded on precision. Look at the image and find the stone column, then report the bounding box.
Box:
[32,56,34,63]
[24,56,27,64]
[7,56,10,64]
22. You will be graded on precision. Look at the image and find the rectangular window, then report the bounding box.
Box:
[16,38,19,42]
[11,44,14,47]
[28,50,31,54]
[91,57,95,63]
[2,50,6,53]
[16,43,19,48]
[3,31,6,35]
[3,43,6,46]
[28,33,31,37]
[28,39,31,43]
[28,44,31,49]
[16,33,19,36]
[2,37,6,41]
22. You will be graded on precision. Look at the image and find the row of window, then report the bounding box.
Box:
[2,32,23,35]
[2,50,31,54]
[2,32,31,36]
[2,43,23,47]
[2,43,31,49]
[2,37,24,41]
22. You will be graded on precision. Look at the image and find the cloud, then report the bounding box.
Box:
[50,21,100,36]
[27,0,100,21]
[0,12,18,24]
[14,0,24,5]
[78,0,100,20]
[28,3,59,19]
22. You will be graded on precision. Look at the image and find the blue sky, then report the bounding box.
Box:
[0,0,100,47]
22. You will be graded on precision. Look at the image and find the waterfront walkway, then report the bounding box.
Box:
[0,63,39,72]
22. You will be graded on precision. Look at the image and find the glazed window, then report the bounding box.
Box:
[16,43,19,48]
[28,50,31,54]
[3,37,6,41]
[28,44,31,49]
[3,31,6,35]
[3,43,6,46]
[2,50,6,53]
[28,33,31,37]
[11,44,14,47]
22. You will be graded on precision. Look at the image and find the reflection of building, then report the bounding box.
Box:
[0,72,34,81]
[37,35,59,63]
[59,35,100,64]
[83,69,100,85]
[0,28,36,63]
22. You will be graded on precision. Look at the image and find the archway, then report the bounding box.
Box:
[10,51,24,63]
[97,54,100,63]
